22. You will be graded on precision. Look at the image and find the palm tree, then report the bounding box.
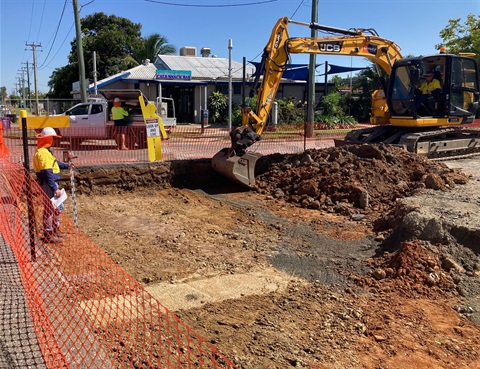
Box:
[134,33,177,63]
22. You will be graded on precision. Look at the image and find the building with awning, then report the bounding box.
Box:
[86,47,365,124]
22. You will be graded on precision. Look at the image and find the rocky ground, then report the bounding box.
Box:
[62,144,480,369]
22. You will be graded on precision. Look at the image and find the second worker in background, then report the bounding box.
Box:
[112,97,129,150]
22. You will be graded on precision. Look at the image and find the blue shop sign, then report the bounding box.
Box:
[155,70,192,80]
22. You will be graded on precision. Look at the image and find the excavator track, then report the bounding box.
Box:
[398,128,480,159]
[340,126,480,160]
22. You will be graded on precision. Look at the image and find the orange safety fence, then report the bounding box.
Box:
[0,158,237,368]
[3,125,348,166]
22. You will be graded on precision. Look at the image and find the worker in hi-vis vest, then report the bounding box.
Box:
[33,127,70,243]
[112,97,129,150]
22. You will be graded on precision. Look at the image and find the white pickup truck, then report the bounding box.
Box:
[57,89,176,149]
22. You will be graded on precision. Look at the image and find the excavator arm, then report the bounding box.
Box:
[234,17,403,155]
[213,16,403,187]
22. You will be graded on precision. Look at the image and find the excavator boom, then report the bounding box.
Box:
[212,16,480,188]
[241,17,402,141]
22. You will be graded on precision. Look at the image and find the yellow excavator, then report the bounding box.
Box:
[212,16,480,187]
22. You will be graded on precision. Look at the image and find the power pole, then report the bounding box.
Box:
[21,67,29,109]
[306,0,318,137]
[72,0,87,102]
[228,39,233,131]
[17,74,24,108]
[93,51,98,97]
[22,62,31,110]
[25,42,41,115]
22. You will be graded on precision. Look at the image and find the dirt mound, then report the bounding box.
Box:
[65,153,480,368]
[353,240,457,298]
[255,144,469,219]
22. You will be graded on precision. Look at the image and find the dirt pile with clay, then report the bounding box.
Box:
[255,144,468,219]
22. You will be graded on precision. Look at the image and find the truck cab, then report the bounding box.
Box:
[58,89,173,149]
[63,100,108,138]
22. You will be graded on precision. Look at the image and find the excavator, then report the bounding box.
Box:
[211,16,480,188]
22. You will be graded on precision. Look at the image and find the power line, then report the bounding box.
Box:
[38,0,94,70]
[36,0,48,41]
[38,0,69,69]
[25,42,42,115]
[40,22,75,70]
[290,0,306,18]
[27,0,36,45]
[145,0,277,7]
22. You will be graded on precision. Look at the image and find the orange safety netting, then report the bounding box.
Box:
[0,158,237,368]
[0,123,10,158]
[3,126,346,166]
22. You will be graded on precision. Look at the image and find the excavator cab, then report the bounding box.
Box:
[388,54,479,126]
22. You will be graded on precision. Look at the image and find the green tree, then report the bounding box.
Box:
[133,33,176,63]
[329,75,343,89]
[49,13,143,97]
[0,86,7,102]
[355,65,381,92]
[74,12,144,78]
[48,63,79,98]
[320,92,343,116]
[437,14,480,65]
[49,12,177,98]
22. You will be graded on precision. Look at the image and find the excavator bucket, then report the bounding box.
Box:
[211,148,263,188]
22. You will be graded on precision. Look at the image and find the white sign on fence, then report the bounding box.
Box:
[145,118,160,138]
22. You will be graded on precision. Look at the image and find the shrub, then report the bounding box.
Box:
[340,93,371,123]
[207,91,228,124]
[276,97,305,124]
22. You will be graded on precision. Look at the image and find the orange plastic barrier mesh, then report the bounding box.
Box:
[0,158,237,368]
[3,126,347,166]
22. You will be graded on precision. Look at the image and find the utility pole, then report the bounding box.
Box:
[22,61,32,110]
[25,42,41,115]
[72,0,87,102]
[306,0,318,137]
[17,70,26,108]
[21,67,29,110]
[228,39,233,131]
[93,51,98,97]
[16,74,24,108]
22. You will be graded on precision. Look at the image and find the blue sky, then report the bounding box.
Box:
[1,0,478,95]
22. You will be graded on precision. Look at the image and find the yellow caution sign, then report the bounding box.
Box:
[19,110,70,129]
[139,96,167,162]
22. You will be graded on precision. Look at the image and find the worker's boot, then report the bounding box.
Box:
[43,231,64,243]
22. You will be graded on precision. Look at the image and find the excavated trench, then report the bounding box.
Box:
[58,145,480,324]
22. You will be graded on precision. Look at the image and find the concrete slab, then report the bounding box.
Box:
[145,268,301,311]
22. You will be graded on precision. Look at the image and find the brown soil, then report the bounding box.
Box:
[62,144,480,369]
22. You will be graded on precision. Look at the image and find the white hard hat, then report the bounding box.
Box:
[37,127,61,138]
[114,97,121,103]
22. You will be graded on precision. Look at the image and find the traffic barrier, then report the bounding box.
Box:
[0,158,237,368]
